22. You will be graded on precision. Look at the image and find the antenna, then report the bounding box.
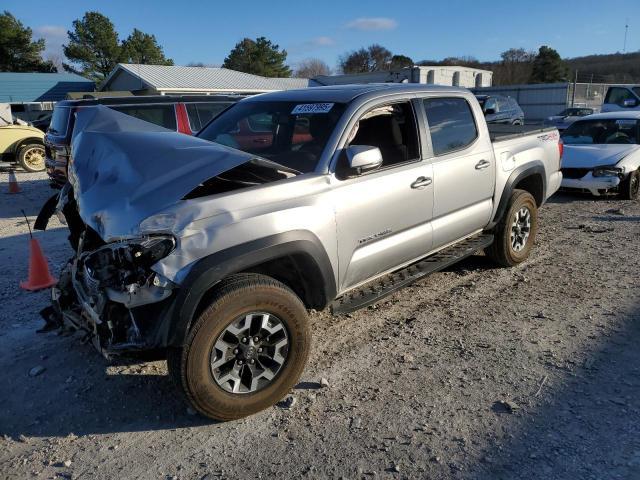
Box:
[623,18,629,53]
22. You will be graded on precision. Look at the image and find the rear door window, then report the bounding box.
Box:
[423,97,478,156]
[110,104,177,130]
[185,102,231,132]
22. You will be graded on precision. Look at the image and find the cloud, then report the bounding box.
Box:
[346,17,397,31]
[309,36,335,47]
[33,25,67,56]
[288,36,336,55]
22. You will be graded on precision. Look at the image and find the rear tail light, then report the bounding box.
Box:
[558,139,564,167]
[176,103,192,135]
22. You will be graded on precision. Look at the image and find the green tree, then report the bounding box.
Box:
[0,11,56,72]
[121,29,173,65]
[389,54,414,69]
[529,46,568,83]
[223,37,291,77]
[339,44,400,73]
[63,12,121,81]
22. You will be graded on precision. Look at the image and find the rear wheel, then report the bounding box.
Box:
[167,274,310,421]
[486,189,538,267]
[619,169,640,200]
[17,143,45,172]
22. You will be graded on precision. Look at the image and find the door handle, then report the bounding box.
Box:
[475,160,491,170]
[411,176,432,189]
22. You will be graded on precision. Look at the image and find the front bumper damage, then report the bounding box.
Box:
[561,172,621,196]
[49,232,179,358]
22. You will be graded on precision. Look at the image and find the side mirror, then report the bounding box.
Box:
[484,108,496,115]
[346,145,383,174]
[623,98,638,108]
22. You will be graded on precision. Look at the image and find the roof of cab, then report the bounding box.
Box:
[576,111,640,121]
[246,83,470,103]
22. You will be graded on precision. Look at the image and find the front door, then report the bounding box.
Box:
[332,100,434,292]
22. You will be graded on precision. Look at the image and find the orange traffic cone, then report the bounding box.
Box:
[8,170,21,194]
[20,211,57,291]
[20,238,57,291]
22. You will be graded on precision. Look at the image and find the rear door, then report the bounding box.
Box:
[421,96,495,248]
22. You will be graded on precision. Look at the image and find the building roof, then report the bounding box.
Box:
[0,72,94,102]
[100,64,314,93]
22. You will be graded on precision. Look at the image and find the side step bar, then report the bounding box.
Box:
[330,233,494,314]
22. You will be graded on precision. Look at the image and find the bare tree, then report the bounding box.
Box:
[494,48,536,85]
[338,44,395,73]
[44,52,64,72]
[294,58,331,78]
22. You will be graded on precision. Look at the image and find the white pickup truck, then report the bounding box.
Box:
[43,84,563,420]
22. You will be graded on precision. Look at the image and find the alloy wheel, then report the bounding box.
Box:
[210,312,289,394]
[510,207,531,252]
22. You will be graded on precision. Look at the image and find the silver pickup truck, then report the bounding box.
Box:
[42,84,562,420]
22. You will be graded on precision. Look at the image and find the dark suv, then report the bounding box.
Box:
[45,95,242,188]
[475,95,524,125]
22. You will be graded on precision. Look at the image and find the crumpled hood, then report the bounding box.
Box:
[561,144,640,169]
[70,105,255,241]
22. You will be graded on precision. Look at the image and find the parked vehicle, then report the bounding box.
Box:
[475,94,524,125]
[560,111,640,198]
[44,95,242,188]
[39,84,562,420]
[0,124,46,171]
[601,85,640,113]
[545,107,595,131]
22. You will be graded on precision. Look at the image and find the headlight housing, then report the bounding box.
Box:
[83,235,176,287]
[592,166,623,178]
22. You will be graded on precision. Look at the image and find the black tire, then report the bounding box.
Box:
[17,143,46,172]
[619,169,640,200]
[486,189,538,267]
[167,273,310,421]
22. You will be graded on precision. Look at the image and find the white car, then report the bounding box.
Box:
[560,111,640,199]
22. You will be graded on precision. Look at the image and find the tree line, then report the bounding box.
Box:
[1,9,638,85]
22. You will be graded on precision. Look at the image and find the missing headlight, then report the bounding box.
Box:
[592,166,623,178]
[83,235,176,289]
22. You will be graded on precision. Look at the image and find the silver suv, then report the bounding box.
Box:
[41,84,563,420]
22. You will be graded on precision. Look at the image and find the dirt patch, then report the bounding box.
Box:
[1,172,639,479]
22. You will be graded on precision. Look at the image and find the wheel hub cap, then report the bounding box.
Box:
[210,312,289,394]
[510,207,531,252]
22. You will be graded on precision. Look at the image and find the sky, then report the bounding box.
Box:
[5,0,640,71]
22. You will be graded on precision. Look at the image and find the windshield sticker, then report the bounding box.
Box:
[291,103,334,115]
[616,119,636,128]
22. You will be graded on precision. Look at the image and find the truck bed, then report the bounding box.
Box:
[488,124,556,142]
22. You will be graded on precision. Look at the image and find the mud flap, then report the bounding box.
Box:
[34,193,60,231]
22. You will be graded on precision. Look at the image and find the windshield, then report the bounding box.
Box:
[198,100,346,174]
[48,106,70,136]
[561,118,640,145]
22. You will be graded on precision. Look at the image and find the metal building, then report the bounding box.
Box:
[314,66,493,89]
[100,64,317,95]
[0,72,95,102]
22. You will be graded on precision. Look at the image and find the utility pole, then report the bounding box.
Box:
[571,70,578,107]
[624,19,629,53]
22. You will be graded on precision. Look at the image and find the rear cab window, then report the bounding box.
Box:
[423,97,478,156]
[185,102,231,132]
[48,106,71,137]
[109,104,177,130]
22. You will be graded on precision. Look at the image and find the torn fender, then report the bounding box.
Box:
[69,106,256,241]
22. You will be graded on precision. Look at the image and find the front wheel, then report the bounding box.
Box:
[17,143,46,172]
[485,189,538,267]
[619,169,640,200]
[168,274,311,421]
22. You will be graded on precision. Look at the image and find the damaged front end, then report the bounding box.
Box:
[41,105,270,356]
[51,221,178,356]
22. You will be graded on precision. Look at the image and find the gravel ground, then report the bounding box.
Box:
[1,171,639,480]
